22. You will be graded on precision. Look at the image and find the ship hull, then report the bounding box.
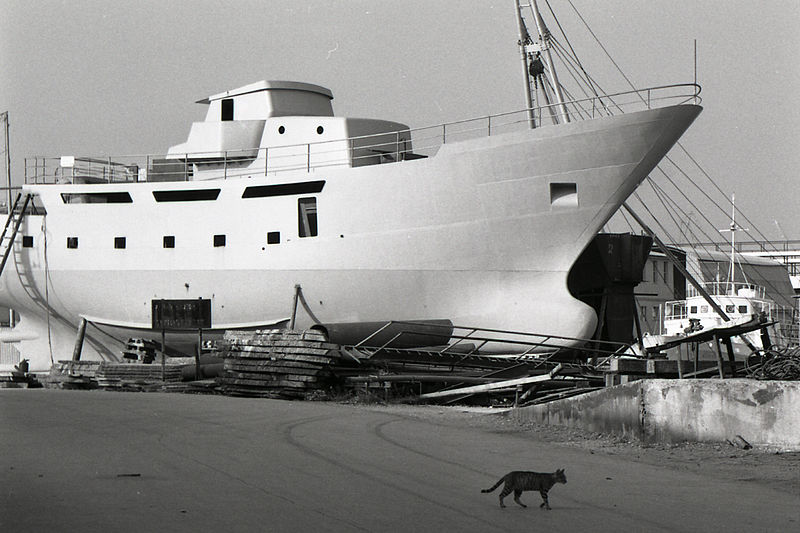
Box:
[0,104,701,370]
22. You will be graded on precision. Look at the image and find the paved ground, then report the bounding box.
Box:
[1,390,798,532]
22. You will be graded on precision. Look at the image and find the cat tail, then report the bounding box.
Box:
[481,476,506,493]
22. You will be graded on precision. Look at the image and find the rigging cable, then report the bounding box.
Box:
[543,0,600,97]
[43,215,54,365]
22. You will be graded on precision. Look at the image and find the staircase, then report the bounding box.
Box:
[0,193,32,278]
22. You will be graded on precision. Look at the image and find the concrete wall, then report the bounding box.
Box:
[508,379,800,451]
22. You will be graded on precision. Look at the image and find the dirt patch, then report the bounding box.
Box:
[357,403,800,495]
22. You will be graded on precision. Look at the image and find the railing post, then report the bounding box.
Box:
[264,147,269,176]
[442,124,446,145]
[184,154,189,181]
[487,115,492,137]
[307,144,311,171]
[395,131,400,162]
[107,156,112,182]
[223,150,228,179]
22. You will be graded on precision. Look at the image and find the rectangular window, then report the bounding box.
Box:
[267,231,280,245]
[652,262,658,282]
[690,306,698,314]
[67,237,78,249]
[114,237,126,249]
[298,197,318,238]
[738,305,748,314]
[221,98,234,121]
[22,236,34,248]
[153,189,220,202]
[213,234,226,247]
[663,262,669,284]
[242,180,326,199]
[61,192,133,204]
[163,235,175,248]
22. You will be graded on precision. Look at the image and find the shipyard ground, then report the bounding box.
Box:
[1,390,797,532]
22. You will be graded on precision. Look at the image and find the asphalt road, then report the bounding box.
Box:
[1,390,797,532]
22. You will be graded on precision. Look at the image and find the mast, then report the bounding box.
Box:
[530,0,570,123]
[514,0,535,128]
[719,193,746,294]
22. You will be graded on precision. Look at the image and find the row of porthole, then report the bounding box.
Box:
[21,233,286,250]
[278,125,325,135]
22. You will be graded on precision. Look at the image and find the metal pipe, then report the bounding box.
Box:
[2,112,11,210]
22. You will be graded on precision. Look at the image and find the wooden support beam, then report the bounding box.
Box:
[418,364,563,399]
[71,318,88,362]
[723,336,737,377]
[713,335,725,379]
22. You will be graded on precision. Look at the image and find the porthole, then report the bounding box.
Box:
[316,126,324,134]
[278,126,285,134]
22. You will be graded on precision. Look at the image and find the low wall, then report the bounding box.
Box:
[508,379,800,450]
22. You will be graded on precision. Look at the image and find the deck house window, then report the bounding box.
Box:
[738,305,748,314]
[67,237,78,249]
[163,235,175,248]
[114,237,126,249]
[214,234,226,247]
[298,198,318,238]
[221,99,234,121]
[22,236,33,248]
[267,231,280,245]
[690,306,698,314]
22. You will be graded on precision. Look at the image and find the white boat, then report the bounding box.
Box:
[661,196,799,358]
[663,281,798,356]
[0,3,701,372]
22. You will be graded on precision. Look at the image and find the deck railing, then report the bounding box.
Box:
[24,83,701,185]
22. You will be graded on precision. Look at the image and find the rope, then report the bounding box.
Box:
[745,345,800,380]
[43,214,54,365]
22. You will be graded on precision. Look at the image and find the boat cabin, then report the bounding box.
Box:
[162,80,413,180]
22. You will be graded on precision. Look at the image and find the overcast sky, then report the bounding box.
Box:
[2,0,799,239]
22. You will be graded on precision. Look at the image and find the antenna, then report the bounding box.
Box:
[718,193,748,292]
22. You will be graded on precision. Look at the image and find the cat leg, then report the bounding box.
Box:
[498,485,511,508]
[513,489,527,508]
[539,490,551,510]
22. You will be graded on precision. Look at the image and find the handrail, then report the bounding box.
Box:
[23,83,701,185]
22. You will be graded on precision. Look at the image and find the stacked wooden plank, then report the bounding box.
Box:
[45,360,101,389]
[219,329,340,399]
[96,362,183,391]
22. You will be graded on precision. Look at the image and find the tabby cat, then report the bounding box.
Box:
[481,468,567,510]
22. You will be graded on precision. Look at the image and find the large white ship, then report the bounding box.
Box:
[0,3,701,371]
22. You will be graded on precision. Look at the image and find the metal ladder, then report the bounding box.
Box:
[0,193,32,278]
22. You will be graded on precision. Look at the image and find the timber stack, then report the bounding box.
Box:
[219,329,339,399]
[96,362,183,391]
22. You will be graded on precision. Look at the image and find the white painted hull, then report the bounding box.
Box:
[1,104,701,371]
